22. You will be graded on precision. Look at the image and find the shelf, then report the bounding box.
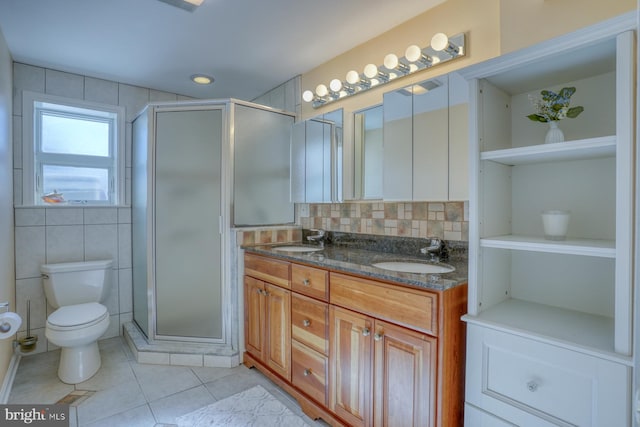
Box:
[463,299,629,364]
[480,235,615,258]
[480,136,616,165]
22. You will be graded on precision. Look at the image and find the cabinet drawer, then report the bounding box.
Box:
[464,403,516,427]
[291,264,329,301]
[292,293,328,355]
[330,272,438,335]
[292,340,328,406]
[244,253,290,288]
[466,324,630,427]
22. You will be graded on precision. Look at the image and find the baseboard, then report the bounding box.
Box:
[0,351,21,404]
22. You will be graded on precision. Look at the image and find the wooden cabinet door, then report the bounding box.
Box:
[265,283,291,381]
[373,320,437,427]
[329,305,373,427]
[244,276,265,361]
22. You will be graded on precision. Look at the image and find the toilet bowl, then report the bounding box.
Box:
[46,303,110,384]
[41,260,112,384]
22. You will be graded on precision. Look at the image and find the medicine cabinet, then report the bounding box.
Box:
[353,104,383,200]
[291,109,343,203]
[382,72,468,202]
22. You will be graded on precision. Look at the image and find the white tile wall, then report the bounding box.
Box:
[251,76,301,117]
[84,77,118,105]
[14,206,133,351]
[13,62,192,352]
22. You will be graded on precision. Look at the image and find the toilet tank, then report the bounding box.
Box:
[41,260,113,308]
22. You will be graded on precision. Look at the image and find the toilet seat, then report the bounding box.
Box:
[47,302,108,331]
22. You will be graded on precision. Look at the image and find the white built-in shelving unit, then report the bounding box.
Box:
[461,13,636,426]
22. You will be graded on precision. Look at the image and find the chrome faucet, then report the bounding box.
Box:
[306,229,326,247]
[420,237,448,262]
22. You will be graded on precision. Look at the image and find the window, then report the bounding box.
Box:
[22,92,125,205]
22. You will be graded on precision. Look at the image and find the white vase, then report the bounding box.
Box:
[544,121,565,144]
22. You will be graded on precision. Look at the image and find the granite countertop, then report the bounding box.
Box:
[243,233,468,292]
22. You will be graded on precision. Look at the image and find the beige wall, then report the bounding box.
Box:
[301,0,635,120]
[0,28,14,386]
[500,0,636,54]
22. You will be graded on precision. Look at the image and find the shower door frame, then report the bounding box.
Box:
[144,102,232,345]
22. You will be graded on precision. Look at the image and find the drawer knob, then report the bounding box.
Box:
[527,381,538,392]
[374,332,384,341]
[362,327,371,337]
[302,279,310,286]
[302,319,311,327]
[303,369,312,376]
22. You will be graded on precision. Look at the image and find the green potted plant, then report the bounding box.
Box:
[527,87,584,144]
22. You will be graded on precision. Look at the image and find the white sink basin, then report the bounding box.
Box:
[272,245,323,253]
[372,261,455,274]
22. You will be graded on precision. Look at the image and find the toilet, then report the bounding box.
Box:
[41,259,112,384]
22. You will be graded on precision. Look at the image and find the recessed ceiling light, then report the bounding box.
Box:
[191,74,214,85]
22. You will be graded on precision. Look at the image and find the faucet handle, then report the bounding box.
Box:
[421,237,448,261]
[309,228,325,237]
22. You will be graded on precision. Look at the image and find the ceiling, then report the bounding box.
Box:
[0,0,445,100]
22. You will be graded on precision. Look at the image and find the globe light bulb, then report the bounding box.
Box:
[302,90,314,103]
[315,84,328,97]
[430,33,449,52]
[363,64,378,79]
[329,79,342,92]
[405,45,422,63]
[384,54,399,70]
[346,70,360,85]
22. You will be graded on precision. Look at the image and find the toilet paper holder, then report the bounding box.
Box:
[0,302,12,333]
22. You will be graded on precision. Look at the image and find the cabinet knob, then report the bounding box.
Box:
[362,327,371,337]
[302,319,311,327]
[303,369,312,376]
[527,381,538,392]
[302,279,310,286]
[374,332,384,341]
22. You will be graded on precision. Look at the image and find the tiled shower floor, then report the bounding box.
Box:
[8,337,325,426]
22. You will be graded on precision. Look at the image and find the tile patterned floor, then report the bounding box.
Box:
[8,337,326,427]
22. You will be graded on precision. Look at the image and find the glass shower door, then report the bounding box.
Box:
[154,107,223,340]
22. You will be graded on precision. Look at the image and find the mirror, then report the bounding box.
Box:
[291,109,343,203]
[383,76,449,201]
[353,105,383,200]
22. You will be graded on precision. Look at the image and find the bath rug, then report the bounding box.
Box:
[175,385,312,427]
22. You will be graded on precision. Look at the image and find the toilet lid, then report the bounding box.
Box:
[48,303,108,327]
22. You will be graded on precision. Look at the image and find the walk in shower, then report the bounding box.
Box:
[131,100,294,361]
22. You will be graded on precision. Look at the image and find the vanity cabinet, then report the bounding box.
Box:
[462,15,635,426]
[290,263,330,406]
[330,306,437,427]
[243,252,467,427]
[244,254,291,381]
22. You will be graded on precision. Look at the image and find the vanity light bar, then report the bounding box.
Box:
[303,32,466,108]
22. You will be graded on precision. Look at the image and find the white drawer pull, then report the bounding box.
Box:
[527,381,538,392]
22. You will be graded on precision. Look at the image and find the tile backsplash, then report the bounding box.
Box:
[298,201,469,241]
